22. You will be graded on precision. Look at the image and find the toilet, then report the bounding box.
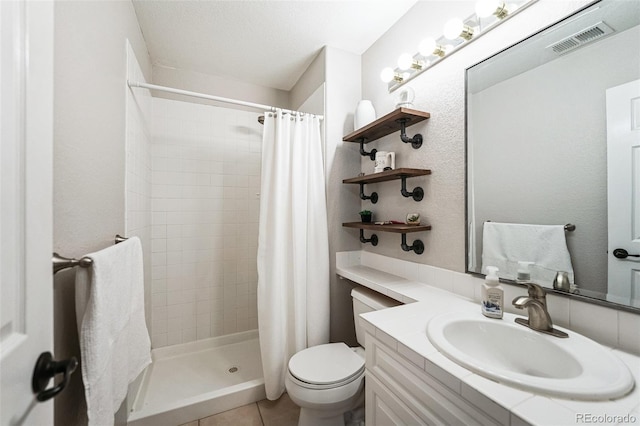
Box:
[285,287,401,426]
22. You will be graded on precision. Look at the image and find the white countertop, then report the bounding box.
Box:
[337,257,640,425]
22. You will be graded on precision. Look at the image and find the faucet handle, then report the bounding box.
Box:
[526,282,546,300]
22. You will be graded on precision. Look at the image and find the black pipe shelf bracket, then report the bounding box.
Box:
[400,176,424,201]
[359,183,378,204]
[360,229,378,246]
[396,118,423,149]
[401,233,424,255]
[359,138,377,161]
[342,222,431,255]
[342,108,430,152]
[343,169,430,203]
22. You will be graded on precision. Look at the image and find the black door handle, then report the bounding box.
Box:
[613,248,640,259]
[32,352,78,402]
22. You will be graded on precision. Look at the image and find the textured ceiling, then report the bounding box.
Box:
[132,0,419,91]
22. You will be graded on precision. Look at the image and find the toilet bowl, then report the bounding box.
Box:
[286,343,365,426]
[285,287,401,426]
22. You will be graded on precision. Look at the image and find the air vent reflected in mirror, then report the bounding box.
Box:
[547,21,615,55]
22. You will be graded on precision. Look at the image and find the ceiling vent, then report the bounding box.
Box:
[547,22,615,55]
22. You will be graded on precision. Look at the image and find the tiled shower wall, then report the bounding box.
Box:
[125,42,152,329]
[149,97,262,348]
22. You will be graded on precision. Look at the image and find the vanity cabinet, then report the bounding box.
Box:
[365,333,502,426]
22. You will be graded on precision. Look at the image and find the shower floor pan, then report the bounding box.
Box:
[127,330,265,426]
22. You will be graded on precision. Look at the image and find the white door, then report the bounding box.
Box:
[1,1,55,425]
[607,79,640,307]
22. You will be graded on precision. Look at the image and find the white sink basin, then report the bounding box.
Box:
[427,311,634,400]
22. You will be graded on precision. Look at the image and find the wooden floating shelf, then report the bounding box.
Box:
[343,108,430,143]
[342,222,432,233]
[343,168,431,185]
[343,222,431,254]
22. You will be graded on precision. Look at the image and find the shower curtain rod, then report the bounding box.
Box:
[128,81,324,120]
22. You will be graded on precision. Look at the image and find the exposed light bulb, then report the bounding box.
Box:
[419,37,445,58]
[397,53,414,71]
[418,38,436,56]
[475,0,500,18]
[380,67,395,83]
[443,17,474,40]
[444,18,464,40]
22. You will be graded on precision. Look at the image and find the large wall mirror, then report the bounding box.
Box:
[466,0,640,310]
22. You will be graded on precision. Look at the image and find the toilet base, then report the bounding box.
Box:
[295,385,364,426]
[298,408,345,426]
[344,403,365,426]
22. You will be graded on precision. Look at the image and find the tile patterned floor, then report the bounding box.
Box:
[179,393,300,426]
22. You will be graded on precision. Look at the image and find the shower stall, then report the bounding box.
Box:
[124,44,266,425]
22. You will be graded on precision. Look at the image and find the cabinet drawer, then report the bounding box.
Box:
[367,335,500,426]
[366,372,428,426]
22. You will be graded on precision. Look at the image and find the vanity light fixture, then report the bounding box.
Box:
[380,0,536,92]
[476,0,509,19]
[418,37,446,58]
[397,53,425,71]
[443,18,475,41]
[380,67,404,83]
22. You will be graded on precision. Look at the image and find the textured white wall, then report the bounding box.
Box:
[290,48,326,112]
[290,46,363,345]
[53,2,151,425]
[324,47,364,345]
[296,83,325,116]
[360,0,593,272]
[152,65,291,112]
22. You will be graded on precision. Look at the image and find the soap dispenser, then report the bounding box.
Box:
[516,261,534,283]
[482,266,503,319]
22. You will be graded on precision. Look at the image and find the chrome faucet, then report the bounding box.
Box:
[512,283,568,338]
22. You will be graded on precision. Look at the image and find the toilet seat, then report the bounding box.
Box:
[287,367,364,390]
[288,343,365,390]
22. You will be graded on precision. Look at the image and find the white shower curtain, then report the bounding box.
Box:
[257,110,330,400]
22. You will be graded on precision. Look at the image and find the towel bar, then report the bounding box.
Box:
[52,253,93,275]
[115,234,128,244]
[486,221,575,232]
[53,234,129,275]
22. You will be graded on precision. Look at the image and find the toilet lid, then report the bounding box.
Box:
[288,343,365,386]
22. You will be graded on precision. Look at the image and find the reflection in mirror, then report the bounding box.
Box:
[466,0,640,309]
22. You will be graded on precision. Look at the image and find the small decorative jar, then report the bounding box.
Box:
[354,100,376,130]
[406,213,420,225]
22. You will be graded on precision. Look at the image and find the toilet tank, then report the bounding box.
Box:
[352,287,402,346]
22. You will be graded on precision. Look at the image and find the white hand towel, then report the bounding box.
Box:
[75,237,151,426]
[481,222,574,284]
